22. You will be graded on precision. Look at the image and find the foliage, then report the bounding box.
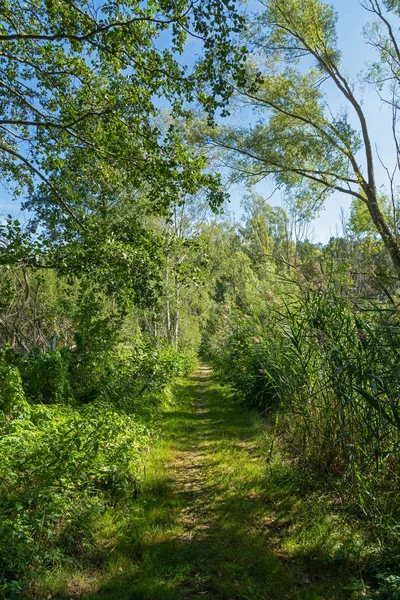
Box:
[0,0,249,312]
[0,0,246,202]
[0,399,151,596]
[22,350,71,403]
[100,339,197,414]
[0,337,194,597]
[210,0,400,273]
[0,363,30,421]
[211,283,400,539]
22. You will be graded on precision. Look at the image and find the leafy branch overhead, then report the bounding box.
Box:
[0,0,246,301]
[0,0,246,217]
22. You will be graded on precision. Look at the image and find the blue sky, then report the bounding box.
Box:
[1,0,397,242]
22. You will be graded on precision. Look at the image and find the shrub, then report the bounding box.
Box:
[21,350,71,403]
[0,336,196,596]
[0,364,30,421]
[0,400,151,596]
[100,340,197,415]
[212,286,400,540]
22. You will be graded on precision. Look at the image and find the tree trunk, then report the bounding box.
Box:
[33,283,39,347]
[365,191,400,275]
[166,255,171,342]
[173,277,180,349]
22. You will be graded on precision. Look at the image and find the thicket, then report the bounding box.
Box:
[207,279,400,592]
[0,300,195,597]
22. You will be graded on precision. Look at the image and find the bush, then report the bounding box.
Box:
[0,364,30,421]
[0,400,151,596]
[100,340,197,415]
[211,287,400,541]
[21,350,71,403]
[0,337,196,597]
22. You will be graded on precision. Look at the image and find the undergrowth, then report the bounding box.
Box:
[33,372,365,599]
[208,284,400,598]
[0,343,196,598]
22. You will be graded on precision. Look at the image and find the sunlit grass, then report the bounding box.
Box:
[35,371,363,600]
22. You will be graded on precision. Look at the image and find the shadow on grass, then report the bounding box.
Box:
[58,372,358,600]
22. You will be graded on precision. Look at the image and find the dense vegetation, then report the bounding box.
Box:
[2,0,400,597]
[0,277,196,597]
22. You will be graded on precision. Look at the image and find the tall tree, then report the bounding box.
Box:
[210,0,400,274]
[1,0,247,305]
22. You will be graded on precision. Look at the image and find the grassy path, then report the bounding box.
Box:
[60,367,358,600]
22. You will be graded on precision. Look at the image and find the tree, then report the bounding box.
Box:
[0,0,246,231]
[239,193,292,271]
[210,0,400,275]
[148,189,216,348]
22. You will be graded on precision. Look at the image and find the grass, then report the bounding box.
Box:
[34,367,364,600]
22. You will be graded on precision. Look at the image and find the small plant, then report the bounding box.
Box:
[0,364,30,421]
[21,350,71,403]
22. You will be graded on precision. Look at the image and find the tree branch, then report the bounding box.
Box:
[0,143,87,231]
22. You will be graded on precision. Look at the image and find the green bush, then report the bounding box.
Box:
[0,400,151,596]
[212,287,400,543]
[0,364,30,421]
[0,337,196,596]
[100,340,197,415]
[21,350,71,403]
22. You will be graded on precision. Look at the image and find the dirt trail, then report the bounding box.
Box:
[169,366,215,547]
[80,367,355,600]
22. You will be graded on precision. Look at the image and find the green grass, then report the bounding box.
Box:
[35,368,363,600]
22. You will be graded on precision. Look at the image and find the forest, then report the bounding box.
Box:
[1,0,400,598]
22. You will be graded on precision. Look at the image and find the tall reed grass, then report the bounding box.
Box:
[213,284,400,546]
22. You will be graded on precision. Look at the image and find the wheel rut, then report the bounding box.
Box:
[171,366,213,546]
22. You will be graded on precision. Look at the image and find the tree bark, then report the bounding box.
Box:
[365,190,400,273]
